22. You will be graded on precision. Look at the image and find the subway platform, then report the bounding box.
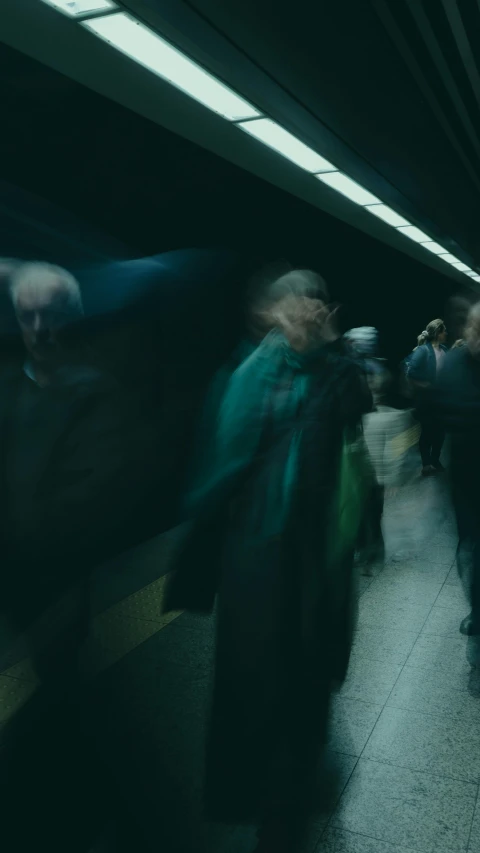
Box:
[1,450,479,853]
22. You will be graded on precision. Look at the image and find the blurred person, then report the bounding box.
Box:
[0,260,161,852]
[164,269,372,852]
[447,294,471,347]
[358,367,413,572]
[435,303,480,661]
[0,261,154,684]
[408,318,448,476]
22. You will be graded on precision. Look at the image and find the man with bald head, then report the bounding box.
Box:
[436,301,480,654]
[0,261,148,686]
[9,261,84,383]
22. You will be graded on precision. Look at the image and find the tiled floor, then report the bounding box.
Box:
[79,457,480,853]
[311,470,480,853]
[2,451,480,853]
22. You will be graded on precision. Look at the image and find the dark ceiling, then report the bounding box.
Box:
[168,0,480,263]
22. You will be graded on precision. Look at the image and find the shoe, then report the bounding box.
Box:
[421,465,436,477]
[432,462,446,472]
[460,614,474,635]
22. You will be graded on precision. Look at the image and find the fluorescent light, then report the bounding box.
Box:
[83,13,260,121]
[41,0,116,15]
[469,274,480,281]
[365,204,409,227]
[396,225,430,243]
[451,261,470,272]
[421,241,447,255]
[316,172,380,205]
[238,118,335,173]
[440,253,462,264]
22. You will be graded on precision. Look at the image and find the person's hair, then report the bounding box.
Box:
[417,318,445,346]
[267,269,329,305]
[9,262,84,316]
[249,267,329,338]
[246,259,292,338]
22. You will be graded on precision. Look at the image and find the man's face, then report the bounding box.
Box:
[14,277,75,363]
[465,309,480,359]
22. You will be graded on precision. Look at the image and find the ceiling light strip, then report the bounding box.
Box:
[82,12,260,121]
[41,0,116,17]
[49,0,476,278]
[238,118,336,173]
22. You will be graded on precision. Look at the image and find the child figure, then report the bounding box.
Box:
[358,368,412,573]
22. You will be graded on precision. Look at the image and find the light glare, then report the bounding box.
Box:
[440,253,462,264]
[83,13,260,121]
[365,204,409,227]
[316,172,380,206]
[397,225,431,243]
[238,119,335,173]
[421,241,447,255]
[41,0,116,15]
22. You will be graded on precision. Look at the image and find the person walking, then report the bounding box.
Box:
[164,269,372,852]
[408,318,448,476]
[435,303,480,663]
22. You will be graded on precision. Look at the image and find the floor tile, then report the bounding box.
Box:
[407,634,470,679]
[90,612,172,656]
[364,706,480,783]
[379,563,450,583]
[435,585,469,609]
[133,617,215,670]
[341,656,403,705]
[352,626,418,666]
[330,697,383,756]
[358,599,430,634]
[421,603,469,638]
[316,827,419,852]
[386,547,455,568]
[358,577,375,598]
[361,582,441,610]
[445,566,463,587]
[468,798,480,853]
[331,758,476,853]
[387,665,480,721]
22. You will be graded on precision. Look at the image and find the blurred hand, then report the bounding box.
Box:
[316,303,340,343]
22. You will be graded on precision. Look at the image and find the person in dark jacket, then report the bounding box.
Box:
[435,303,480,660]
[408,318,448,475]
[165,269,372,853]
[0,261,156,684]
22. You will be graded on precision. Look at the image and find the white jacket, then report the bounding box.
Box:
[362,405,416,486]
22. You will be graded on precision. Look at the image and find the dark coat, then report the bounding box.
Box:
[435,346,480,510]
[409,341,448,385]
[165,332,371,822]
[0,361,160,628]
